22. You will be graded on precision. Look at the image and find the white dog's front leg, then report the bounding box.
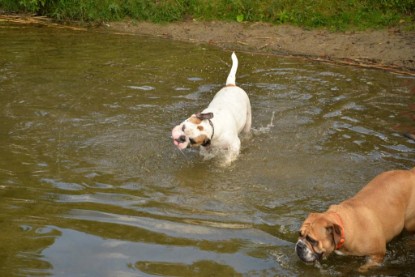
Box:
[221,138,241,166]
[200,146,215,161]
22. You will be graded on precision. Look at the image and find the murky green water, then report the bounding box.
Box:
[1,22,414,276]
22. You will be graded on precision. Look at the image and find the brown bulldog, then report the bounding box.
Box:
[296,168,415,272]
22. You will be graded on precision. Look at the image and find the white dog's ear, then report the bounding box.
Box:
[195,112,214,120]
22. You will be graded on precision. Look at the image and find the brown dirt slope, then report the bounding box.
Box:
[1,15,414,75]
[106,20,415,75]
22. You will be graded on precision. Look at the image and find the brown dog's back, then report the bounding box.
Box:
[341,169,415,240]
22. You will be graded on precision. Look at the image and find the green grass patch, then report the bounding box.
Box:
[1,0,414,30]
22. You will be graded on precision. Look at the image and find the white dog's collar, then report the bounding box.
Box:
[207,118,214,141]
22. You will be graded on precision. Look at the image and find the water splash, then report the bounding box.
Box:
[252,111,275,135]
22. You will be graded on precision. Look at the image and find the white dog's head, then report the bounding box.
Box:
[171,112,214,150]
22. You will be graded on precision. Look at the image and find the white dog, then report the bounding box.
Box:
[171,52,251,165]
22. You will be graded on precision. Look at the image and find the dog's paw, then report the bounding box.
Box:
[358,256,383,272]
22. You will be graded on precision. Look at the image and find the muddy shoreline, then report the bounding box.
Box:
[105,20,415,75]
[2,15,415,75]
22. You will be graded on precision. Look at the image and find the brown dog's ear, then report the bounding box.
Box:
[195,112,214,120]
[333,223,342,236]
[326,224,343,248]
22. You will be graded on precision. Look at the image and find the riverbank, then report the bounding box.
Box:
[1,15,414,75]
[105,20,415,75]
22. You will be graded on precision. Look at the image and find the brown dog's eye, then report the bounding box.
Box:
[306,235,318,245]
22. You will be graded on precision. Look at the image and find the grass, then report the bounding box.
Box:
[0,0,414,30]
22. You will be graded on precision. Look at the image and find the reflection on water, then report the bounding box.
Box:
[0,22,414,276]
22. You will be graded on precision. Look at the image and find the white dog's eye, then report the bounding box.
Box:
[181,125,185,131]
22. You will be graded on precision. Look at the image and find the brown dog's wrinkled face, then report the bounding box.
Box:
[296,213,342,264]
[171,112,213,150]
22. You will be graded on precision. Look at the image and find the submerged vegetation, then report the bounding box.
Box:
[1,0,414,30]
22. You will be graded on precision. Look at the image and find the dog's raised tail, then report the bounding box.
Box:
[226,52,238,86]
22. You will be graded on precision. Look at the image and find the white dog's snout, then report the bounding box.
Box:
[177,135,186,143]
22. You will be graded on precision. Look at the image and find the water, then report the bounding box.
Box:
[0,22,414,276]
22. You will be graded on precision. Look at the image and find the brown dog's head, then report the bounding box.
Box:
[171,112,214,150]
[296,212,344,264]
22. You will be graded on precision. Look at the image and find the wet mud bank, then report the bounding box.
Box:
[1,14,414,75]
[105,20,415,75]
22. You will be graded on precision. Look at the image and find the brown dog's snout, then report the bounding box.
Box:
[295,240,307,254]
[295,239,322,263]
